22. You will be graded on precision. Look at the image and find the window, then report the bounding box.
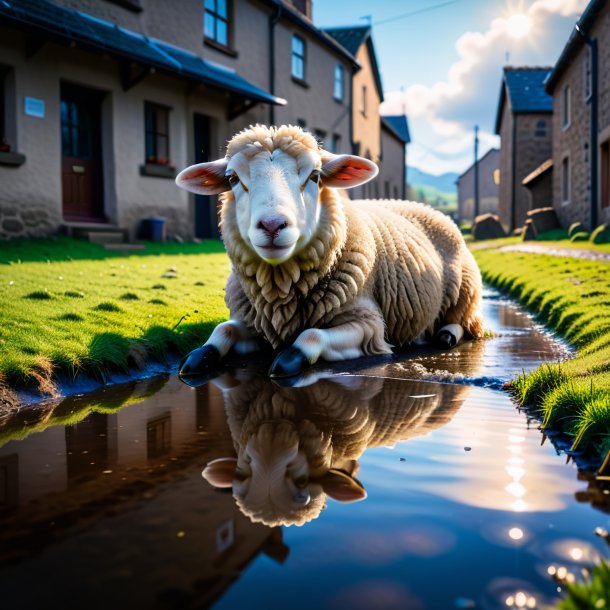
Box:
[361,84,367,116]
[562,85,571,129]
[145,102,170,164]
[297,118,307,129]
[534,119,547,137]
[330,133,341,153]
[493,169,501,185]
[561,156,570,204]
[204,0,229,48]
[292,34,306,80]
[602,139,610,209]
[584,45,592,100]
[334,64,344,101]
[393,185,399,199]
[384,180,390,198]
[61,98,92,158]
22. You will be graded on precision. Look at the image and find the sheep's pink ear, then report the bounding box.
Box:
[319,469,367,503]
[175,159,230,195]
[202,457,237,488]
[320,153,378,189]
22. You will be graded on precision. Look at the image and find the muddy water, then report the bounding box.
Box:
[0,291,608,610]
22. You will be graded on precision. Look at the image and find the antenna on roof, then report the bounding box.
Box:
[360,14,372,24]
[505,51,510,65]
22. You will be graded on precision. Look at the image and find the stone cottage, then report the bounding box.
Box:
[494,66,553,232]
[457,148,500,222]
[544,0,610,230]
[1,0,407,241]
[378,114,410,200]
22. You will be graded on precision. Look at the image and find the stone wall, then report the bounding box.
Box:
[0,202,60,239]
[498,97,513,231]
[550,3,610,229]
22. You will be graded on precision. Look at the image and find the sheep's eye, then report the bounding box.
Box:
[309,170,321,184]
[228,173,240,187]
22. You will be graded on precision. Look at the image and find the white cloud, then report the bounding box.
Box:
[381,0,588,175]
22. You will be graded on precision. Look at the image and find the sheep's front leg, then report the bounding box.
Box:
[269,299,391,378]
[179,320,257,378]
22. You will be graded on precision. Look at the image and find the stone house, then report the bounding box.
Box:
[494,66,553,232]
[323,25,394,200]
[378,115,410,200]
[457,148,500,222]
[544,0,610,230]
[0,0,374,240]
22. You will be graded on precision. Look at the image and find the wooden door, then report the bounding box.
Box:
[61,84,104,222]
[193,113,219,238]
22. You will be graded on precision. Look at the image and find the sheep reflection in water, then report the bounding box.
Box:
[202,372,471,527]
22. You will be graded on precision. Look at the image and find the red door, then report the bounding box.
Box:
[61,84,104,222]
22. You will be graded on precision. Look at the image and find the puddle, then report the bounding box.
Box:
[0,291,606,610]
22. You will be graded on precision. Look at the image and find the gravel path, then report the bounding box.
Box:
[500,243,610,261]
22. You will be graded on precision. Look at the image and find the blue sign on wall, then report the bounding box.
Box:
[24,97,45,119]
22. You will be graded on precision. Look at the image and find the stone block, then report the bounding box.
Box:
[522,219,536,241]
[526,207,560,235]
[471,213,507,240]
[2,218,24,234]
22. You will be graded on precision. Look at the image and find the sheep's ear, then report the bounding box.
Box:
[202,457,237,488]
[175,159,230,195]
[318,469,367,503]
[320,153,378,189]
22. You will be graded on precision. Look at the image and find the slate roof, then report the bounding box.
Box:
[494,67,553,134]
[322,25,370,56]
[546,0,607,93]
[381,115,411,143]
[323,25,384,101]
[0,0,285,107]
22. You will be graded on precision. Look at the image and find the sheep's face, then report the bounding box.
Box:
[226,147,321,265]
[175,125,378,266]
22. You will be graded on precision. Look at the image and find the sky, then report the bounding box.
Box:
[314,0,589,176]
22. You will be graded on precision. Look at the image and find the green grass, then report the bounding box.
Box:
[474,245,610,455]
[557,560,610,610]
[0,237,230,395]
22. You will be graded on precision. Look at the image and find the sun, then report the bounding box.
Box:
[506,13,531,39]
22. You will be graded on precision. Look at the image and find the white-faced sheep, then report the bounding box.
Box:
[202,372,471,527]
[176,125,483,378]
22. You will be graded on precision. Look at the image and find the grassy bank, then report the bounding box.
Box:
[0,237,230,397]
[473,246,610,455]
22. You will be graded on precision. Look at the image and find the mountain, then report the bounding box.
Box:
[407,167,459,193]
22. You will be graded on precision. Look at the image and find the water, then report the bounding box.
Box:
[0,291,607,610]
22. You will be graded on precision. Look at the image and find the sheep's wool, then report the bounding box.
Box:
[220,125,484,350]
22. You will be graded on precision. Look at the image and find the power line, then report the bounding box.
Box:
[373,0,465,27]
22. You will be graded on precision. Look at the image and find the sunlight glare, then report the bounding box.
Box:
[506,13,531,39]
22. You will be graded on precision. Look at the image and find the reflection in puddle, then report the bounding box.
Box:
[0,293,607,610]
[203,373,471,526]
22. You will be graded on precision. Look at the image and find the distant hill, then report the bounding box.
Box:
[407,167,459,193]
[407,166,458,215]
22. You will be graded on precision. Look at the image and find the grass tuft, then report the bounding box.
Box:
[93,302,123,313]
[25,290,52,300]
[119,292,140,301]
[64,290,84,298]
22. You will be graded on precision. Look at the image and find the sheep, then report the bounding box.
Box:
[176,125,484,378]
[201,371,471,527]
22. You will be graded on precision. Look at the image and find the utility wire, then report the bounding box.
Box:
[373,0,465,26]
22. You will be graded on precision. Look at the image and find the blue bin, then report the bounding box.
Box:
[140,217,166,242]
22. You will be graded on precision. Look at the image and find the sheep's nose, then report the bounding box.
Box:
[257,216,288,237]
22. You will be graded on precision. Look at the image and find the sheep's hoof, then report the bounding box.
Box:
[269,347,310,378]
[179,345,221,377]
[435,330,457,350]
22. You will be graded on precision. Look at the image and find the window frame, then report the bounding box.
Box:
[204,0,234,53]
[333,63,344,102]
[291,34,306,82]
[144,101,171,166]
